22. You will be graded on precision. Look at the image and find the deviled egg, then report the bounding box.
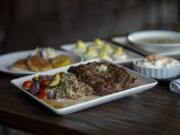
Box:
[112,47,127,60]
[98,51,112,61]
[83,46,98,60]
[74,40,87,55]
[100,44,113,54]
[93,38,104,49]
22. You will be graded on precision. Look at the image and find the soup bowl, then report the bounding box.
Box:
[128,30,180,53]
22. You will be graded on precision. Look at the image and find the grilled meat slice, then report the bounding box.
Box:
[68,62,141,96]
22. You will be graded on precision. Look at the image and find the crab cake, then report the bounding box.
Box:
[27,56,52,72]
[11,59,28,71]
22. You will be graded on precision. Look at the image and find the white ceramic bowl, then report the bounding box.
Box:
[128,30,180,53]
[133,59,180,79]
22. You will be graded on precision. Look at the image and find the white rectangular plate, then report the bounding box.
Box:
[11,59,157,115]
[60,41,143,63]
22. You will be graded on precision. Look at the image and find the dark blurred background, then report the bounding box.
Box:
[0,0,179,54]
[0,1,179,134]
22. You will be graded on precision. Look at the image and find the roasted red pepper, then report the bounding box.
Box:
[41,79,50,87]
[37,88,46,99]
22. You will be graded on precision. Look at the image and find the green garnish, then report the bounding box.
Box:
[96,64,108,73]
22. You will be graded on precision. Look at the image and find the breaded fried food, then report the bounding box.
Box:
[11,59,29,71]
[51,55,71,68]
[27,56,52,72]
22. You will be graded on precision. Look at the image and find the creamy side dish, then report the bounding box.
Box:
[135,55,180,68]
[30,47,59,59]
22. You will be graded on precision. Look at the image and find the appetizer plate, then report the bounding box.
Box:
[60,41,143,63]
[11,59,157,115]
[0,50,81,75]
[128,30,180,53]
[112,36,180,56]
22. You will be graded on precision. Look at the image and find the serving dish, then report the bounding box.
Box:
[0,50,81,75]
[112,36,180,56]
[11,59,157,115]
[133,55,180,79]
[127,30,180,53]
[60,40,143,63]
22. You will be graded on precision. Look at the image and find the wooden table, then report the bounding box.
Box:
[0,72,180,135]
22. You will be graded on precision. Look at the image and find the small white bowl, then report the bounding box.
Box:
[128,30,180,53]
[133,58,180,79]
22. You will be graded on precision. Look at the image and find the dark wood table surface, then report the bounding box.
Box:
[0,72,180,135]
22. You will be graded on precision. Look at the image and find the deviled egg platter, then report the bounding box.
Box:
[73,38,127,61]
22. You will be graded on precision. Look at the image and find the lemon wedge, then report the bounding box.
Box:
[51,55,71,68]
